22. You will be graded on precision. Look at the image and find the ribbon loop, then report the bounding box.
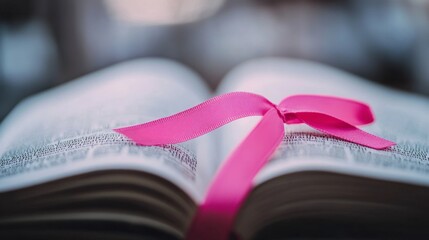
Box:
[278,95,375,125]
[114,92,395,240]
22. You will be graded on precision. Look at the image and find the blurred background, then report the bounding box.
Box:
[1,0,428,121]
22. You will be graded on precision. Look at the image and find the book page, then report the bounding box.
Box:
[0,59,215,202]
[217,58,429,187]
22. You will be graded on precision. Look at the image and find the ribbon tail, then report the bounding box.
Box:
[114,92,273,145]
[186,108,285,240]
[295,112,395,150]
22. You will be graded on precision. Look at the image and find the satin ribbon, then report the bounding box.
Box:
[114,92,395,240]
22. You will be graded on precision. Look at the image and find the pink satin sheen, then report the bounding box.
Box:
[114,92,395,240]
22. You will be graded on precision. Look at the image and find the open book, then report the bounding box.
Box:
[1,58,428,239]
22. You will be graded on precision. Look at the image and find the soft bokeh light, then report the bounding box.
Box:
[104,0,225,25]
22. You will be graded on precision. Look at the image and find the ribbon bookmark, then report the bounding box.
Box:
[114,92,395,240]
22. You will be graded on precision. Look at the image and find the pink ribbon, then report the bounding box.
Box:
[114,92,395,240]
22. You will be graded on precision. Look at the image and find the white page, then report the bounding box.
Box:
[217,58,429,187]
[0,59,215,202]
